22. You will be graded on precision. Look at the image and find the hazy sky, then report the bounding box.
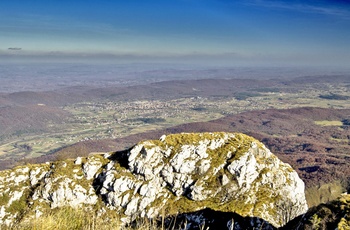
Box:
[1,0,350,67]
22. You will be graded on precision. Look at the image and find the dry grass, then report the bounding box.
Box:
[8,208,113,230]
[6,206,162,230]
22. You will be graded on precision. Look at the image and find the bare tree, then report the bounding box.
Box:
[276,200,304,226]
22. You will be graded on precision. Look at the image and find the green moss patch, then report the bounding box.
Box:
[314,120,343,126]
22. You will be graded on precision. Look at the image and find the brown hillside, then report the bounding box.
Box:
[31,107,350,191]
[0,105,70,138]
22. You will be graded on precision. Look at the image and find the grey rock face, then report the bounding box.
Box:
[95,132,308,227]
[0,132,308,227]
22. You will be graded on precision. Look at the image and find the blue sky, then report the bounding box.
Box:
[1,0,350,67]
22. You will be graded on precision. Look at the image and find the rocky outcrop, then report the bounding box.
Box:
[0,132,308,228]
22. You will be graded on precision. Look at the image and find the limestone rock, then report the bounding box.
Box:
[96,132,308,227]
[83,158,103,180]
[0,132,308,228]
